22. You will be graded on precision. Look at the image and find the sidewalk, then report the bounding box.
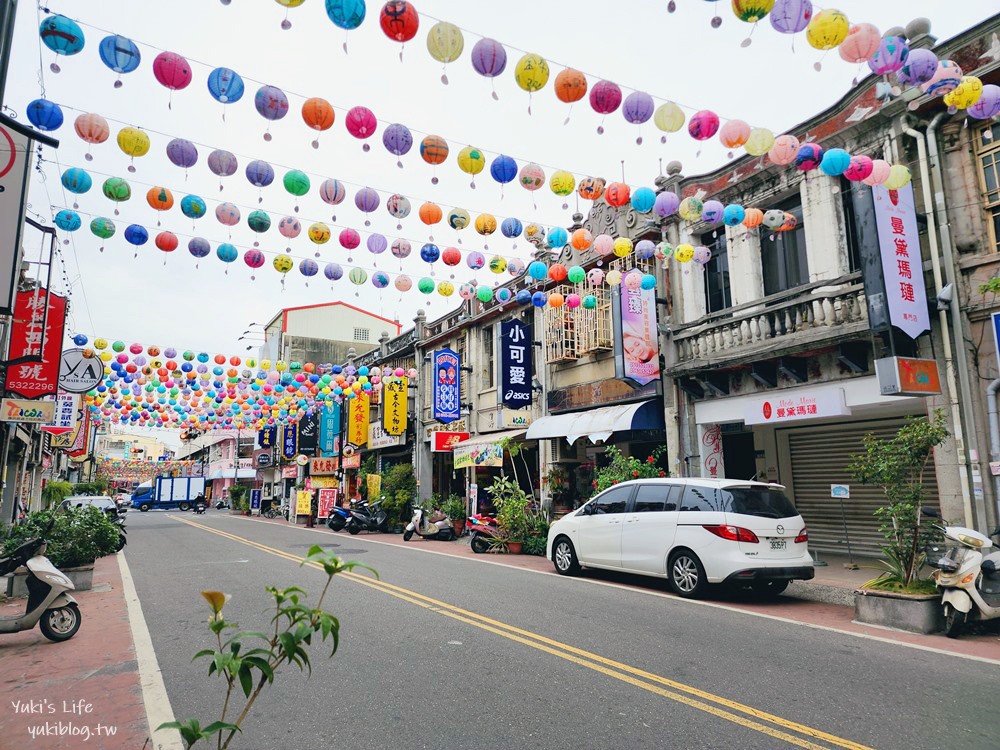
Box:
[0,554,153,749]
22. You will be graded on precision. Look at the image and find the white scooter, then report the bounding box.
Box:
[931,522,1000,638]
[403,505,455,542]
[0,532,82,641]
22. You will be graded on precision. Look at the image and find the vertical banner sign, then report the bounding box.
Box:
[250,489,261,511]
[348,392,370,446]
[317,488,339,519]
[500,320,532,408]
[3,288,67,398]
[41,391,78,436]
[873,183,930,340]
[258,426,277,450]
[383,376,408,436]
[613,284,661,386]
[366,473,382,500]
[433,348,461,423]
[298,412,319,455]
[282,424,298,459]
[0,121,31,315]
[52,397,84,448]
[319,403,341,456]
[296,489,313,515]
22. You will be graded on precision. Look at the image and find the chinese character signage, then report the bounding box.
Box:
[282,424,298,459]
[744,388,852,426]
[500,321,532,408]
[309,456,339,475]
[250,489,261,511]
[317,488,339,519]
[319,403,341,456]
[433,348,461,423]
[348,392,370,446]
[258,427,277,449]
[296,490,313,516]
[383,377,408,436]
[368,422,403,450]
[3,288,66,399]
[613,285,660,387]
[298,412,319,455]
[41,392,78,436]
[873,183,930,340]
[366,473,382,499]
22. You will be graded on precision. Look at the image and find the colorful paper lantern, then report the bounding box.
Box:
[554,68,588,103]
[216,202,240,226]
[795,143,824,171]
[732,0,775,23]
[514,53,549,92]
[419,135,449,165]
[382,122,413,162]
[166,138,198,169]
[549,263,568,282]
[897,48,939,87]
[806,9,849,51]
[216,243,238,263]
[519,163,545,190]
[395,274,412,291]
[448,208,470,229]
[653,102,685,134]
[593,234,615,256]
[457,146,486,175]
[117,127,150,157]
[547,226,568,248]
[273,254,294,273]
[441,246,461,266]
[883,165,912,190]
[571,229,592,251]
[152,51,192,90]
[419,201,443,225]
[769,0,812,34]
[654,191,680,217]
[868,36,909,76]
[284,169,311,197]
[688,110,720,141]
[436,280,454,296]
[470,38,507,77]
[345,105,377,139]
[319,178,346,205]
[675,244,695,263]
[207,67,245,104]
[26,99,63,131]
[340,228,361,250]
[475,214,497,235]
[862,159,891,186]
[302,97,335,130]
[769,134,800,165]
[743,208,764,229]
[90,217,115,240]
[762,209,785,230]
[488,255,507,274]
[392,239,411,258]
[102,176,131,204]
[387,194,412,220]
[180,195,207,220]
[354,186,380,213]
[244,249,265,269]
[490,155,518,185]
[622,91,654,125]
[819,148,851,176]
[208,149,238,179]
[278,216,301,238]
[578,177,606,201]
[247,210,271,234]
[155,231,178,253]
[124,224,148,246]
[55,210,82,232]
[843,154,874,182]
[589,80,622,115]
[74,113,109,145]
[702,200,725,224]
[587,268,605,286]
[147,186,174,212]
[968,84,1000,119]
[720,120,751,149]
[501,217,523,238]
[300,259,319,277]
[325,262,344,280]
[943,76,984,110]
[380,1,419,43]
[426,21,464,63]
[467,251,485,270]
[245,160,275,188]
[550,170,576,196]
[745,127,775,156]
[678,197,704,221]
[605,182,631,208]
[838,23,880,64]
[325,0,367,30]
[567,265,586,283]
[723,204,746,226]
[921,60,962,97]
[308,222,332,243]
[631,187,656,213]
[613,237,633,258]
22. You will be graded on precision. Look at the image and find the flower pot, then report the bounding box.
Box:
[854,588,943,634]
[506,541,523,555]
[452,520,465,537]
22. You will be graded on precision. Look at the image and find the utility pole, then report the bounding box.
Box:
[0,0,18,107]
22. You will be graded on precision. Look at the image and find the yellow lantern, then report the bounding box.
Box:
[308,222,331,244]
[744,128,775,157]
[883,165,912,190]
[613,237,633,258]
[457,146,486,175]
[943,76,983,110]
[475,213,497,235]
[117,126,150,157]
[675,244,695,263]
[426,21,464,63]
[100,351,112,362]
[678,197,704,222]
[653,102,685,133]
[550,170,576,196]
[605,269,623,286]
[273,254,293,273]
[488,255,507,274]
[514,53,550,92]
[806,9,850,51]
[94,337,108,350]
[437,280,455,297]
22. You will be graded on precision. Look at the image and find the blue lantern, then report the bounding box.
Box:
[490,155,517,184]
[98,35,140,82]
[124,224,149,246]
[640,274,657,290]
[516,289,532,305]
[819,148,851,177]
[216,243,238,263]
[630,186,656,213]
[26,99,63,131]
[39,15,85,60]
[188,237,211,258]
[245,160,275,188]
[501,217,523,238]
[420,243,440,263]
[496,287,512,303]
[207,67,245,104]
[325,0,367,30]
[722,204,746,226]
[180,194,207,220]
[72,334,88,346]
[547,227,568,248]
[528,261,548,280]
[54,210,81,232]
[61,167,92,194]
[531,291,547,307]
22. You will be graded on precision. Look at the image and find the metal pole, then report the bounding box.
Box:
[0,0,18,107]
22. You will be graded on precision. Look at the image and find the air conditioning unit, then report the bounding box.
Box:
[550,439,581,463]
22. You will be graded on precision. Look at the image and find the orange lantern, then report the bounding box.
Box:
[742,208,764,229]
[571,228,592,250]
[420,135,449,165]
[548,292,565,308]
[301,97,335,131]
[419,201,443,225]
[554,68,588,103]
[776,212,798,232]
[146,186,174,211]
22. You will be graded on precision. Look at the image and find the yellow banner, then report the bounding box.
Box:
[348,392,370,446]
[296,490,313,515]
[383,377,408,436]
[366,473,382,499]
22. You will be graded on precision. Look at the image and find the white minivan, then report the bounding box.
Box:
[546,478,814,597]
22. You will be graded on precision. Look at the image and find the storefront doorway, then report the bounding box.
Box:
[722,431,756,480]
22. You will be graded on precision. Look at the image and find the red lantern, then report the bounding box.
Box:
[214,354,226,365]
[605,182,631,208]
[155,231,178,252]
[229,356,242,366]
[442,247,461,266]
[549,263,568,282]
[380,1,419,43]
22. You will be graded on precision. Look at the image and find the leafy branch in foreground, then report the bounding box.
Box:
[158,545,377,749]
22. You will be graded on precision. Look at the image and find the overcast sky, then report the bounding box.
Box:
[5,0,992,368]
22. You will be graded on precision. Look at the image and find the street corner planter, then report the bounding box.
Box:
[452,520,465,537]
[506,541,523,555]
[4,564,94,596]
[854,588,943,634]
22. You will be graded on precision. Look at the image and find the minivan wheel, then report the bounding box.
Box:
[669,551,707,598]
[552,537,580,576]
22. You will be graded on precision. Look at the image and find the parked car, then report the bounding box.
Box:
[546,478,814,598]
[60,495,124,518]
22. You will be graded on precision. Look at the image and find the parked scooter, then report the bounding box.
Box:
[347,499,389,535]
[930,517,1000,638]
[326,505,352,532]
[214,499,230,510]
[112,513,128,551]
[0,527,82,641]
[466,513,500,553]
[404,505,455,542]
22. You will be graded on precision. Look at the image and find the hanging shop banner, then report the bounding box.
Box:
[282,424,298,459]
[296,490,313,515]
[67,412,92,460]
[41,391,78,436]
[500,320,532,409]
[368,422,403,450]
[432,348,461,424]
[57,347,103,394]
[348,392,370,446]
[0,121,31,316]
[342,453,361,469]
[281,465,298,479]
[874,357,942,397]
[309,456,339,476]
[1,398,56,423]
[873,183,930,340]
[298,412,319,455]
[319,403,341,456]
[3,288,67,399]
[258,426,277,449]
[51,397,84,448]
[318,488,339,519]
[366,473,382,499]
[612,284,660,388]
[383,376,409,436]
[453,440,505,470]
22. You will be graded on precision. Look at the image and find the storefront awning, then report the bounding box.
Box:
[452,429,526,469]
[525,400,663,445]
[207,468,257,480]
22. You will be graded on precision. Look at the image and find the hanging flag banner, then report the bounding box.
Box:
[433,348,461,424]
[383,376,408,436]
[873,183,930,340]
[366,473,382,500]
[258,426,277,449]
[298,412,319,455]
[613,285,660,387]
[500,320,532,408]
[0,121,31,316]
[3,287,67,399]
[319,403,341,456]
[282,424,298,459]
[348,392,370,446]
[51,396,84,448]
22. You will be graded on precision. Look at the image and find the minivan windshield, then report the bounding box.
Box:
[722,487,798,519]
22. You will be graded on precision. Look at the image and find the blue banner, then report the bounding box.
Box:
[433,348,461,424]
[250,489,261,510]
[282,424,298,459]
[258,427,277,449]
[500,320,532,409]
[319,403,341,457]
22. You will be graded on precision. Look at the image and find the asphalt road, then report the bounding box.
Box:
[124,510,999,750]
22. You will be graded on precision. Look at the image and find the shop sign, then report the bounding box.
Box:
[282,424,298,459]
[342,453,361,469]
[51,396,84,448]
[873,183,929,340]
[383,377,408,436]
[319,403,341,456]
[613,284,661,387]
[453,440,504,470]
[0,121,31,315]
[425,420,466,441]
[3,288,66,399]
[433,431,469,452]
[432,348,461,423]
[295,453,309,466]
[298,412,319,455]
[744,388,851,426]
[296,490,313,515]
[831,484,850,498]
[499,320,532,408]
[1,398,56,423]
[250,489,261,510]
[310,456,339,476]
[282,466,298,479]
[57,348,103,394]
[348,392,370,446]
[480,408,532,432]
[318,488,338,519]
[368,422,402,450]
[548,378,658,413]
[311,476,339,489]
[874,357,942,397]
[258,427,277,449]
[253,449,272,468]
[41,391,77,436]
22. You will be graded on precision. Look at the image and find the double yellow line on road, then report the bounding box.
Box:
[173,516,874,750]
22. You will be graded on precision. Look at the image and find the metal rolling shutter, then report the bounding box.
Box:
[785,421,940,558]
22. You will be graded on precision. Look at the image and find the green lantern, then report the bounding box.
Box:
[582,295,597,309]
[567,265,586,284]
[90,217,116,239]
[348,268,367,285]
[418,277,435,294]
[112,340,125,352]
[102,176,131,204]
[476,285,493,303]
[283,169,311,197]
[248,209,271,234]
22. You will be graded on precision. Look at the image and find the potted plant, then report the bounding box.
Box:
[442,494,467,537]
[589,446,667,498]
[2,507,121,593]
[847,411,949,633]
[229,484,248,515]
[545,466,573,514]
[486,476,530,553]
[41,479,74,510]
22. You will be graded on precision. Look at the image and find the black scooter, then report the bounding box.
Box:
[214,499,230,510]
[112,513,128,551]
[347,499,389,535]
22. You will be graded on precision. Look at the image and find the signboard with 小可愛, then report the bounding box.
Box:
[500,320,532,408]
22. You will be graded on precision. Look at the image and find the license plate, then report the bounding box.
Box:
[769,539,786,551]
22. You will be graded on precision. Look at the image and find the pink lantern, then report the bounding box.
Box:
[519,162,545,190]
[688,110,720,141]
[152,52,192,90]
[768,134,800,166]
[589,80,622,115]
[862,159,892,186]
[244,249,266,269]
[921,61,963,97]
[844,155,874,182]
[566,294,582,309]
[719,120,751,149]
[623,271,643,290]
[278,216,301,239]
[837,24,881,64]
[215,202,240,226]
[587,268,605,286]
[339,228,361,249]
[319,178,346,205]
[593,234,615,256]
[345,106,377,149]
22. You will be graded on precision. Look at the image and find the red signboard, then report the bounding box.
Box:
[318,488,339,519]
[3,288,66,399]
[433,431,470,452]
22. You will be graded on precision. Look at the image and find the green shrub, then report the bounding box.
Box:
[442,494,467,522]
[380,464,416,522]
[3,507,120,568]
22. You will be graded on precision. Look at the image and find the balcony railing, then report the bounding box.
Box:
[672,273,868,370]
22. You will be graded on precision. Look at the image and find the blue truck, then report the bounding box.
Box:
[132,476,207,512]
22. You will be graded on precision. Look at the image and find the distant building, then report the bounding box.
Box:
[259,302,401,366]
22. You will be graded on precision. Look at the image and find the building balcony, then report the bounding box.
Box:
[671,273,869,373]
